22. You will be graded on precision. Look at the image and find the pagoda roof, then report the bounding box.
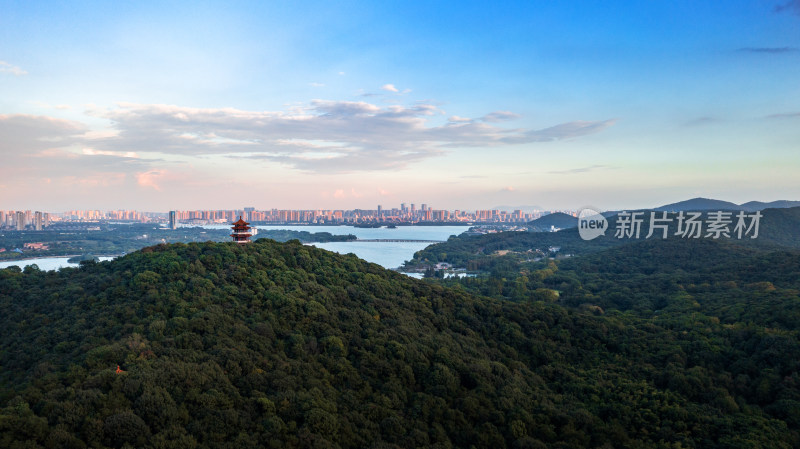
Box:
[232,216,250,226]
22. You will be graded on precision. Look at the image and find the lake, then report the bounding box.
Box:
[1,225,467,272]
[184,224,467,269]
[0,256,116,272]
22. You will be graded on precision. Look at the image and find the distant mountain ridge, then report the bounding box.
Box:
[655,197,800,212]
[740,200,800,210]
[491,204,544,213]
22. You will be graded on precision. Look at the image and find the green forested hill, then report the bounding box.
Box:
[1,239,799,448]
[406,206,800,271]
[416,237,800,447]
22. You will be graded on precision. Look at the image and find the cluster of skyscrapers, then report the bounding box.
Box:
[2,204,554,229]
[0,210,49,231]
[173,204,545,225]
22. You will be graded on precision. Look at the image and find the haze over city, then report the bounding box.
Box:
[1,1,799,212]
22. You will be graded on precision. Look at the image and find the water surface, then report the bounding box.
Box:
[184,224,466,269]
[0,256,116,271]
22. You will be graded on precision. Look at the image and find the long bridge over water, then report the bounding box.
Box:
[353,239,444,243]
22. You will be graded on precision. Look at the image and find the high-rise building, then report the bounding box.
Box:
[377,205,382,219]
[244,207,255,221]
[421,204,428,211]
[169,211,177,229]
[34,211,43,231]
[16,211,26,230]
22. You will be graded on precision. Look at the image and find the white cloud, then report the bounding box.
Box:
[82,101,615,173]
[381,84,399,92]
[0,114,156,182]
[0,61,27,76]
[309,82,325,87]
[0,114,86,156]
[516,120,617,143]
[312,99,381,116]
[82,148,139,158]
[448,116,472,123]
[63,173,127,188]
[83,129,121,139]
[481,111,520,122]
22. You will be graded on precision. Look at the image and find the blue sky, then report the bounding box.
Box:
[1,0,799,211]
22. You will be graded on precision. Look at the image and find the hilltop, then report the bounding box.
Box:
[1,239,799,448]
[654,197,741,211]
[526,212,577,231]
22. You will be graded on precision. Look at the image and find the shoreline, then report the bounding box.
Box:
[0,254,121,264]
[183,222,475,227]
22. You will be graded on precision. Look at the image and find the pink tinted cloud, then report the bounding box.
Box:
[136,170,167,190]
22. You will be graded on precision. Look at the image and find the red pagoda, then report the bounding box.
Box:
[231,216,253,244]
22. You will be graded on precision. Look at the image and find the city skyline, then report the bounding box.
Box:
[1,202,559,226]
[1,1,799,212]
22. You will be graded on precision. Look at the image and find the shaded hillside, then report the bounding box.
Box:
[1,240,799,448]
[555,237,800,319]
[738,206,800,249]
[422,238,800,447]
[527,212,577,231]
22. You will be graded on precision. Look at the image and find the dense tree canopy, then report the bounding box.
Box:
[1,236,799,448]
